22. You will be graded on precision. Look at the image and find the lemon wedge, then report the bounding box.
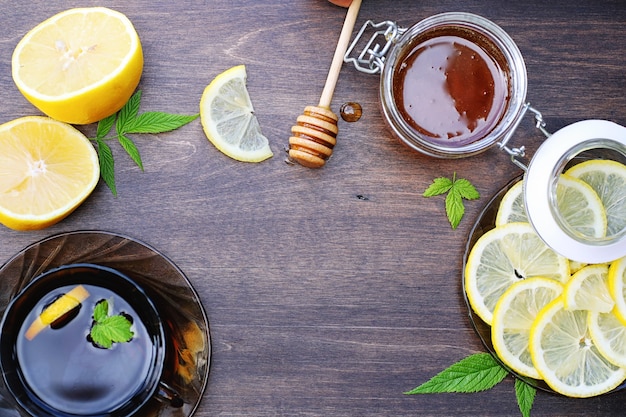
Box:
[0,116,100,230]
[12,7,143,125]
[200,65,273,162]
[25,285,90,340]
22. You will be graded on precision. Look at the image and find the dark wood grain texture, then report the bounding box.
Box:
[0,0,625,416]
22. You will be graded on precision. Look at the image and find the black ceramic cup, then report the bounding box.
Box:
[0,263,180,416]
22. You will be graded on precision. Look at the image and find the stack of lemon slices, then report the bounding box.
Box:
[465,159,626,398]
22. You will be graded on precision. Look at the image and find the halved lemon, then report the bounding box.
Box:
[491,277,563,379]
[0,116,100,230]
[12,7,143,124]
[563,264,613,313]
[465,222,570,325]
[529,298,626,397]
[200,65,273,162]
[566,160,626,237]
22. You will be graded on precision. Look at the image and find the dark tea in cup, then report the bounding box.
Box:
[0,264,168,416]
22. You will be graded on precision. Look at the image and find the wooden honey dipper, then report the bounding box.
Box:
[288,0,362,168]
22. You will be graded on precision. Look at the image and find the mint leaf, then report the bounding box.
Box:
[124,112,199,134]
[117,134,144,171]
[93,299,109,322]
[423,173,480,229]
[116,90,142,132]
[89,299,134,349]
[515,379,536,417]
[454,178,480,200]
[95,138,116,196]
[423,177,453,197]
[445,188,465,229]
[91,316,134,349]
[96,114,116,140]
[404,353,507,394]
[89,89,198,195]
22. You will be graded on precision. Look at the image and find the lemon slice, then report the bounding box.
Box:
[554,175,607,239]
[588,310,626,368]
[495,180,526,226]
[529,298,626,397]
[0,116,100,230]
[496,176,607,239]
[465,222,570,325]
[200,65,273,162]
[563,264,613,313]
[12,7,143,125]
[608,257,626,325]
[491,277,563,379]
[25,285,90,340]
[566,160,626,237]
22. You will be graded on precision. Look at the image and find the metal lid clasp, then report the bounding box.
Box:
[344,20,405,74]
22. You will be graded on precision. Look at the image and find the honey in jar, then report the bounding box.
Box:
[392,26,510,147]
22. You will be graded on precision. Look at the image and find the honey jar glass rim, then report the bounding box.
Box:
[379,12,528,158]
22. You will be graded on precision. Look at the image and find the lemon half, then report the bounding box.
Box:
[0,116,100,230]
[12,7,143,124]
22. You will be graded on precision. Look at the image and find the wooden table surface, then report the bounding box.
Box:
[0,0,625,416]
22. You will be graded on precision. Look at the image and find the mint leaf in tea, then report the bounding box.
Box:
[89,299,134,349]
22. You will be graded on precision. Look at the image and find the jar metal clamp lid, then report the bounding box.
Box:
[345,12,626,263]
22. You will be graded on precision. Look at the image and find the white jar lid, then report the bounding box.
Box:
[524,119,626,264]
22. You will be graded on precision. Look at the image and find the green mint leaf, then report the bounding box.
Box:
[118,134,144,171]
[93,299,109,322]
[515,379,536,417]
[96,114,116,140]
[445,188,465,229]
[89,89,199,195]
[423,177,453,197]
[423,173,480,229]
[453,178,480,200]
[91,315,134,348]
[96,138,117,196]
[404,353,507,394]
[124,111,199,134]
[116,90,142,133]
[90,299,134,349]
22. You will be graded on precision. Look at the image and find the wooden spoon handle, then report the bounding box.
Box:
[318,0,362,109]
